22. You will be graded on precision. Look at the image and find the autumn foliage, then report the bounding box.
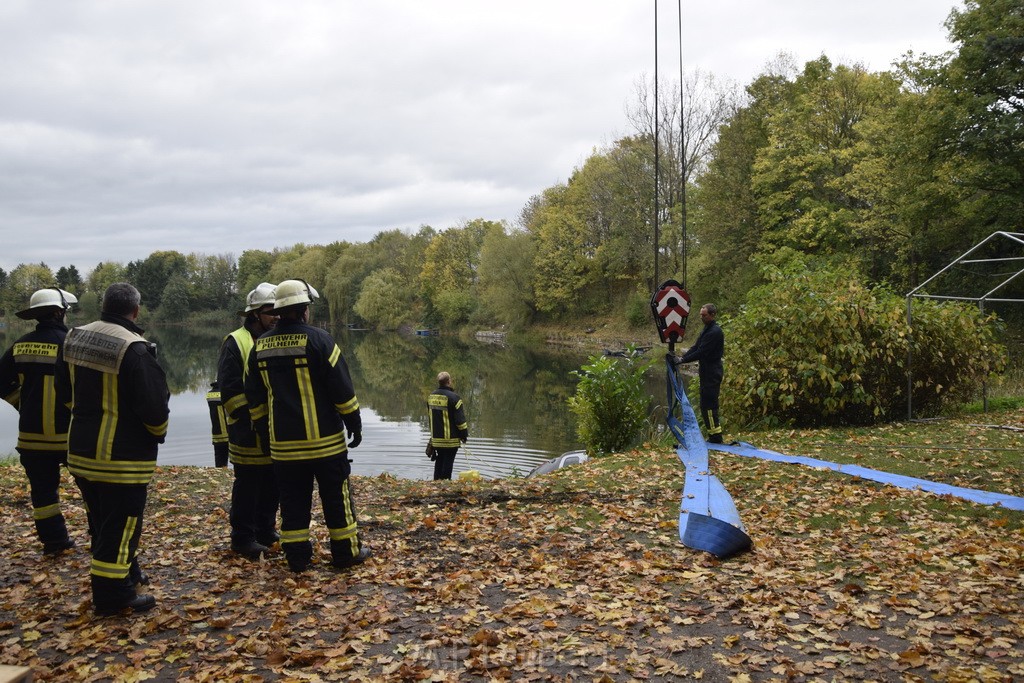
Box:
[1,412,1022,681]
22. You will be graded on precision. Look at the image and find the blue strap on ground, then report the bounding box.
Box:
[667,361,752,558]
[707,441,1024,512]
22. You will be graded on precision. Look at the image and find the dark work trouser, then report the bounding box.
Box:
[230,462,279,546]
[699,371,723,442]
[432,447,458,481]
[74,478,148,609]
[213,442,229,468]
[18,449,71,547]
[274,454,360,568]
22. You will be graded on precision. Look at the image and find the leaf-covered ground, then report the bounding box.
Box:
[1,413,1022,682]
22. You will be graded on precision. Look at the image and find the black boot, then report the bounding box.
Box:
[95,594,157,617]
[332,547,372,570]
[231,539,269,560]
[42,537,76,555]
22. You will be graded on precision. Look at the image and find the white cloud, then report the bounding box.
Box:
[0,0,957,275]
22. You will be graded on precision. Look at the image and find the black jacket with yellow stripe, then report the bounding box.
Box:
[55,314,170,485]
[428,386,468,448]
[217,325,270,465]
[0,319,72,454]
[244,319,360,462]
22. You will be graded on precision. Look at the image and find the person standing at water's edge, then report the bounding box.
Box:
[55,283,169,616]
[0,288,78,554]
[244,279,368,573]
[428,371,469,480]
[672,303,725,444]
[217,283,280,560]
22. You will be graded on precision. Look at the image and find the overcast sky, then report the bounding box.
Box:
[0,0,959,275]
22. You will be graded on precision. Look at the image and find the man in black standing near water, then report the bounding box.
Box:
[57,283,169,615]
[674,303,725,444]
[0,288,78,554]
[427,371,469,480]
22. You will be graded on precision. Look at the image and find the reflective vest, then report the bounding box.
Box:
[217,326,270,465]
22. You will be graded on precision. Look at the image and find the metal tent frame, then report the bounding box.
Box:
[905,231,1024,419]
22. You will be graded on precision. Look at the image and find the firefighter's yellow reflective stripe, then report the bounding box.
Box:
[223,393,247,417]
[431,437,462,448]
[335,480,360,555]
[97,373,118,460]
[32,503,61,520]
[328,522,358,541]
[271,433,346,461]
[228,442,265,457]
[67,455,156,484]
[427,394,448,408]
[296,365,320,441]
[335,396,358,415]
[456,421,468,431]
[280,528,310,544]
[228,452,272,466]
[328,344,341,367]
[42,375,55,435]
[206,390,221,402]
[706,412,722,435]
[13,342,59,362]
[145,419,168,438]
[3,388,20,406]
[145,420,168,438]
[250,403,269,420]
[91,558,130,579]
[454,399,463,410]
[118,516,138,567]
[16,437,67,451]
[17,432,67,444]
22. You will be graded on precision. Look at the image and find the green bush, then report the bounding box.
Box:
[625,289,651,329]
[721,264,1006,427]
[568,349,652,455]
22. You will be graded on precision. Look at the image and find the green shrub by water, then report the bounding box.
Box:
[568,349,652,456]
[721,263,1006,428]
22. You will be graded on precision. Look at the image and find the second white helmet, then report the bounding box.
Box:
[240,282,277,316]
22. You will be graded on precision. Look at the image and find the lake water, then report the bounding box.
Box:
[0,323,596,480]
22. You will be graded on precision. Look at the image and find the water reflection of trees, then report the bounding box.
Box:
[1,321,227,396]
[344,330,584,449]
[148,325,228,394]
[46,322,589,453]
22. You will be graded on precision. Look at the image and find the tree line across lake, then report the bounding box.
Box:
[0,0,1016,429]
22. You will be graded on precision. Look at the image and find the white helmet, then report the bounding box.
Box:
[272,279,319,311]
[16,288,78,320]
[238,282,277,316]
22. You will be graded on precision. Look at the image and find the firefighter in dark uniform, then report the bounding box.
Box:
[428,371,469,480]
[0,288,78,554]
[55,283,169,616]
[244,280,369,573]
[206,381,229,467]
[676,303,725,443]
[217,282,280,559]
